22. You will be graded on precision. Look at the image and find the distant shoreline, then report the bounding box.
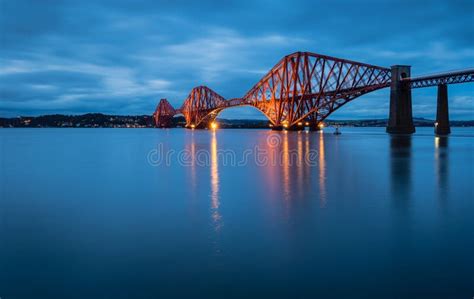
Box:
[1,113,473,128]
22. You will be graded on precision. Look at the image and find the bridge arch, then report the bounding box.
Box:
[206,104,274,127]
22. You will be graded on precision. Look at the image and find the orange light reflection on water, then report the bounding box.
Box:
[319,132,327,207]
[210,132,222,232]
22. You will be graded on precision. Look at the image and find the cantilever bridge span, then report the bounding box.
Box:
[153,51,474,133]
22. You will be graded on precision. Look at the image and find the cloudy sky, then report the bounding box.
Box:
[0,0,473,119]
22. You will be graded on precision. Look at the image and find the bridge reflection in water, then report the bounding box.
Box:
[183,130,330,226]
[390,135,413,206]
[389,134,450,209]
[181,130,453,223]
[434,136,449,203]
[167,127,465,281]
[256,130,329,219]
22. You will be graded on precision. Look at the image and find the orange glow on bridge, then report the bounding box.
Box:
[153,51,392,129]
[153,52,473,130]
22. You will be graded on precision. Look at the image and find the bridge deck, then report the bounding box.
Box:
[404,68,474,88]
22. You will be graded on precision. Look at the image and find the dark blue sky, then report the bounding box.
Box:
[1,0,473,119]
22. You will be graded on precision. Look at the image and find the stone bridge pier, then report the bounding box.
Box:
[387,65,415,134]
[435,84,450,135]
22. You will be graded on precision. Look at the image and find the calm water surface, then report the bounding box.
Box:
[1,127,473,299]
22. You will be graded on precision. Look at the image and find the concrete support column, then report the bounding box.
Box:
[386,65,415,134]
[435,84,450,135]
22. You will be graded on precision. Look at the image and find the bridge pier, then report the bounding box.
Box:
[185,123,208,129]
[287,124,305,131]
[271,125,305,131]
[386,65,415,134]
[435,84,450,135]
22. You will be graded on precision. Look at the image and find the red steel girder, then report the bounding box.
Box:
[153,98,176,127]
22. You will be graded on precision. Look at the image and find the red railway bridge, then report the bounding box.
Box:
[153,52,473,135]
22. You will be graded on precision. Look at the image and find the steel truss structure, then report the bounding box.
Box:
[153,52,473,128]
[405,69,474,89]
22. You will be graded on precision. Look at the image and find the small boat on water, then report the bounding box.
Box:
[333,126,342,135]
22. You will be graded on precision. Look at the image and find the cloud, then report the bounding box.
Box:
[158,28,308,83]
